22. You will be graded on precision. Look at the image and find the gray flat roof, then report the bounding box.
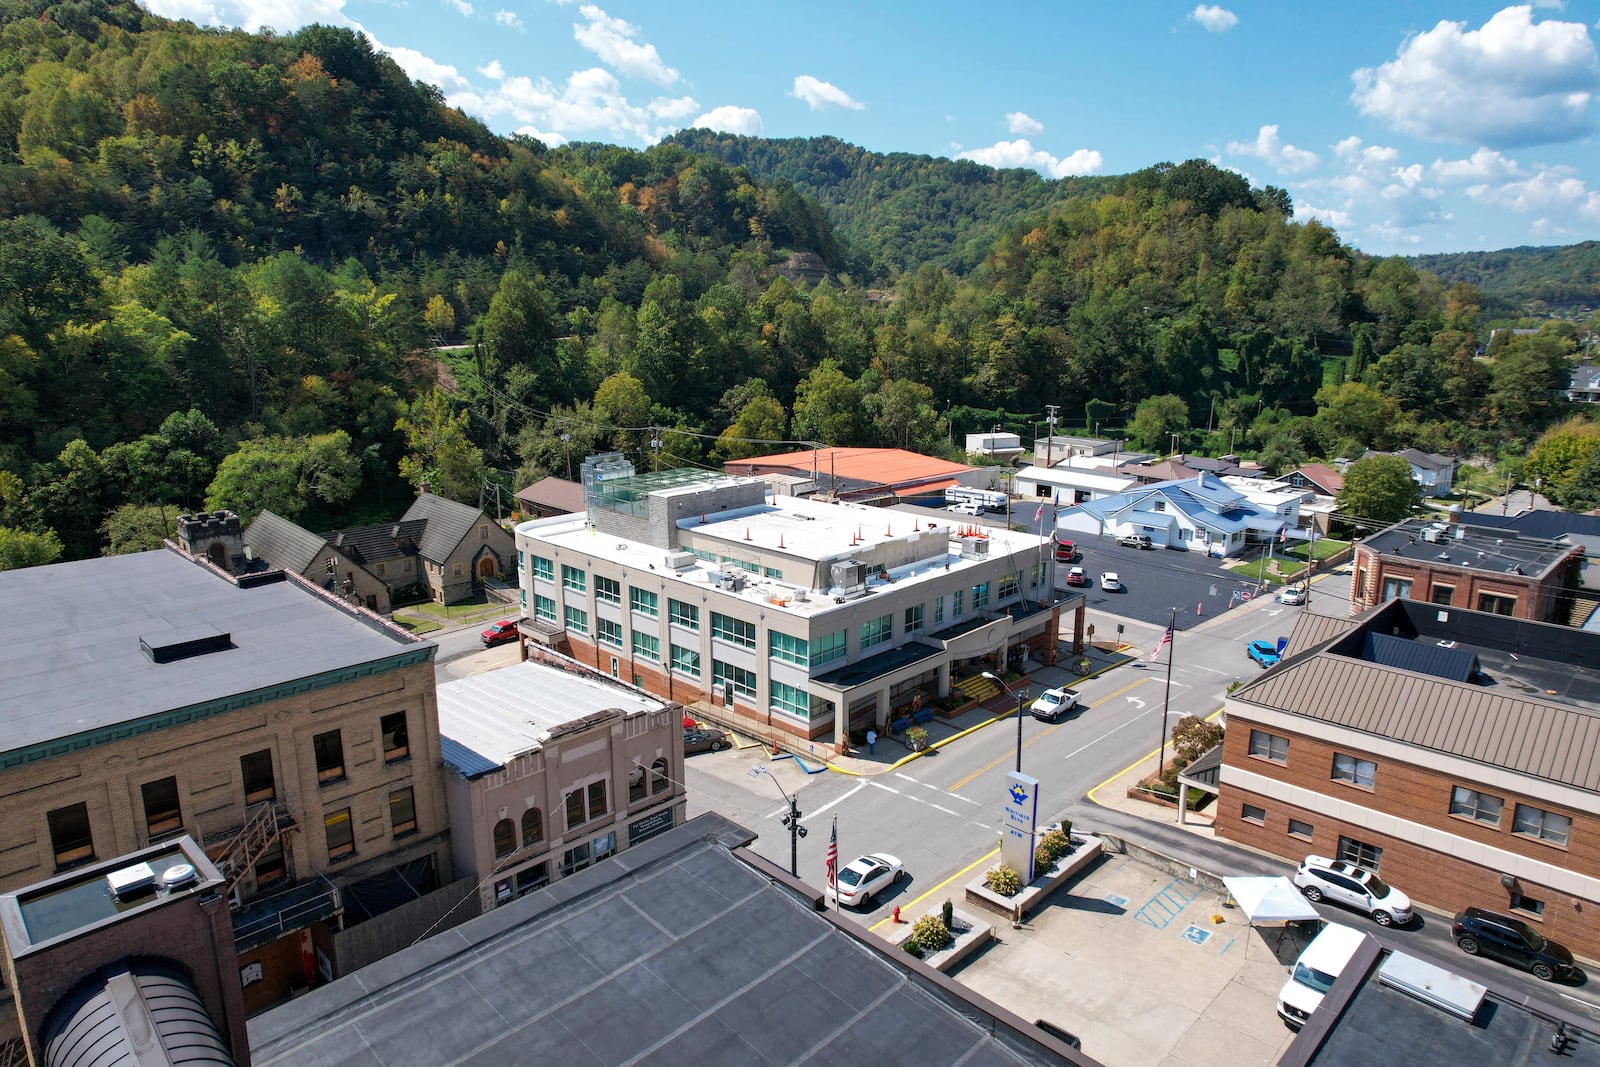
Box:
[1363,518,1575,581]
[0,549,430,759]
[436,661,667,777]
[247,814,1082,1066]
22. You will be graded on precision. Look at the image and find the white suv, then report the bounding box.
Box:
[1293,855,1413,927]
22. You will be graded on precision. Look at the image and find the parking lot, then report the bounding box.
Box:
[1060,539,1284,631]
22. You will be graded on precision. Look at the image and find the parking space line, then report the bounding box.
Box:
[798,781,867,824]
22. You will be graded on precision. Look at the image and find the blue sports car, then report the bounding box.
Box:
[1247,639,1284,668]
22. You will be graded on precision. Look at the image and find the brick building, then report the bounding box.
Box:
[0,541,452,1037]
[1351,517,1582,622]
[1217,598,1600,961]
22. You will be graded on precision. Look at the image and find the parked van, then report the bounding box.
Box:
[1276,922,1367,1028]
[947,502,984,516]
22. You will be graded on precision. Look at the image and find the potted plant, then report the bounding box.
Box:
[905,726,930,752]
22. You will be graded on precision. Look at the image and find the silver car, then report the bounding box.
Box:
[1293,855,1413,926]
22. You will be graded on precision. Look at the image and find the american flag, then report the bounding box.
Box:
[1034,500,1045,522]
[1150,622,1173,662]
[825,817,838,886]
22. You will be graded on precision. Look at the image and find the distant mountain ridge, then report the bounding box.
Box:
[1406,242,1600,314]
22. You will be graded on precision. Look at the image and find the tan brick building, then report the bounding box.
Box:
[0,544,452,1035]
[1217,598,1600,961]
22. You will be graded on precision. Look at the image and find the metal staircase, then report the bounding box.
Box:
[214,799,292,893]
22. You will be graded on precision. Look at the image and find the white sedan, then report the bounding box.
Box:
[1100,572,1123,592]
[1276,585,1306,605]
[827,853,904,908]
[1029,686,1081,722]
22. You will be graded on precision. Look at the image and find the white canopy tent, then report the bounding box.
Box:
[1223,876,1322,954]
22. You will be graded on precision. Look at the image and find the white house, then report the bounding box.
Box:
[1055,473,1300,557]
[963,431,1025,463]
[1363,449,1457,499]
[1013,465,1138,506]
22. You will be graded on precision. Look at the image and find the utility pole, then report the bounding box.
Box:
[560,432,572,481]
[1044,405,1060,469]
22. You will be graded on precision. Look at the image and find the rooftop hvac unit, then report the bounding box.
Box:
[107,862,157,900]
[830,560,869,591]
[960,536,990,559]
[663,550,696,571]
[717,571,747,592]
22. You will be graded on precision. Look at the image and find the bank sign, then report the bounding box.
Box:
[1000,771,1039,884]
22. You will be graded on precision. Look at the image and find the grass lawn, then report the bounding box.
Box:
[1229,537,1349,583]
[391,594,508,632]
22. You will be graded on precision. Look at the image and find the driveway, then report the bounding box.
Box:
[1059,540,1279,631]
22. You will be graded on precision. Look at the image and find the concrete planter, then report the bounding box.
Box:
[883,907,993,973]
[963,834,1103,921]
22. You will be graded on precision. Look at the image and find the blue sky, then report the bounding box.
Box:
[140,0,1600,257]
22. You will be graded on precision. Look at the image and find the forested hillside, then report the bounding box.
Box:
[1409,242,1600,315]
[0,0,1593,571]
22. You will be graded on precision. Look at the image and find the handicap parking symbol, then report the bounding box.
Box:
[1180,925,1213,946]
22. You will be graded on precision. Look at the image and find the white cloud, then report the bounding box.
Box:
[573,4,678,86]
[790,75,864,111]
[693,106,764,136]
[379,38,474,93]
[1432,147,1524,183]
[1225,124,1318,174]
[445,0,472,16]
[648,95,699,121]
[955,139,1104,178]
[1351,5,1600,147]
[1007,111,1044,136]
[1461,167,1600,220]
[450,65,688,144]
[1189,4,1238,32]
[478,59,505,80]
[140,0,346,33]
[1298,135,1449,238]
[494,9,522,28]
[515,124,566,146]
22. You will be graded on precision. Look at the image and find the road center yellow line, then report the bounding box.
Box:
[868,846,1000,933]
[1085,704,1225,805]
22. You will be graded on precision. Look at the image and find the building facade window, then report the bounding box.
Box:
[381,712,409,762]
[710,612,756,648]
[712,659,756,698]
[997,572,1020,600]
[771,681,811,719]
[493,818,516,858]
[904,604,924,634]
[972,582,990,610]
[1241,803,1266,824]
[141,777,183,838]
[769,630,809,666]
[563,605,588,635]
[631,631,660,661]
[561,564,586,592]
[1336,835,1382,870]
[531,555,554,581]
[313,730,346,784]
[389,787,416,836]
[1331,753,1376,789]
[1288,819,1314,840]
[934,596,946,625]
[1380,577,1413,602]
[241,749,275,805]
[860,614,893,650]
[593,831,616,863]
[1431,584,1455,606]
[595,576,621,604]
[48,803,94,868]
[522,808,544,846]
[1247,729,1288,764]
[669,599,699,630]
[596,617,623,647]
[534,593,557,623]
[630,587,659,617]
[953,590,965,617]
[651,758,669,794]
[561,841,593,876]
[670,644,700,677]
[628,766,646,803]
[565,781,609,831]
[1477,592,1517,616]
[1510,891,1546,918]
[1512,803,1571,846]
[325,809,355,862]
[1449,786,1503,825]
[811,629,847,666]
[587,780,607,819]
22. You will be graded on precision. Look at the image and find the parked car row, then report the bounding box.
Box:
[1062,566,1124,592]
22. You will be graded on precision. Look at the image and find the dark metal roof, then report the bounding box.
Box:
[247,814,1085,1066]
[242,509,326,573]
[402,492,484,563]
[321,518,425,566]
[1359,631,1478,682]
[1177,742,1222,793]
[44,963,234,1067]
[1465,510,1600,540]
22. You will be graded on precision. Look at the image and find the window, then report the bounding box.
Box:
[953,590,965,617]
[630,587,659,617]
[1449,786,1503,825]
[934,596,946,625]
[1477,592,1517,616]
[670,644,701,677]
[1510,891,1546,918]
[712,659,756,698]
[904,604,924,634]
[593,831,616,863]
[669,599,699,630]
[596,618,623,648]
[522,808,544,846]
[650,758,669,795]
[404,558,413,573]
[313,730,345,785]
[764,566,782,578]
[1241,803,1266,825]
[722,556,758,574]
[811,630,847,666]
[1331,753,1376,789]
[997,572,1020,600]
[1247,729,1288,764]
[971,582,990,610]
[493,818,516,858]
[48,803,94,868]
[587,780,608,819]
[1153,500,1167,512]
[1513,803,1571,846]
[561,840,592,876]
[241,750,275,805]
[710,612,756,648]
[860,614,892,649]
[561,564,586,592]
[565,789,585,830]
[141,777,182,838]
[452,562,464,578]
[1431,584,1455,606]
[516,863,550,896]
[479,524,489,540]
[629,766,646,803]
[325,809,355,862]
[563,605,588,635]
[595,576,621,604]
[771,681,811,719]
[375,562,387,577]
[253,839,286,886]
[565,781,609,830]
[769,630,809,665]
[381,712,409,762]
[534,593,557,622]
[1030,563,1044,589]
[631,631,660,661]
[389,787,416,836]
[1380,577,1413,601]
[531,555,554,581]
[1336,836,1383,870]
[1288,819,1314,840]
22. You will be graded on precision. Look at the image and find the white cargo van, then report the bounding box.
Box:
[1276,922,1367,1028]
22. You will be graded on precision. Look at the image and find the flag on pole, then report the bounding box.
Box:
[1279,524,1288,544]
[825,816,838,888]
[1034,500,1045,522]
[1150,621,1173,662]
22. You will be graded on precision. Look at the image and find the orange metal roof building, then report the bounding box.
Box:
[724,447,979,499]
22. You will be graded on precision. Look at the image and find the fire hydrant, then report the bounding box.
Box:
[892,905,902,924]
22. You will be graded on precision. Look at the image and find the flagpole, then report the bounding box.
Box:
[1157,607,1176,779]
[830,815,839,912]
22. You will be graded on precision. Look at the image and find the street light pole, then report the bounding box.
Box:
[982,671,1027,773]
[750,766,805,876]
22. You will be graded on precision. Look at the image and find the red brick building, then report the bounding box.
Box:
[1351,517,1581,622]
[1218,598,1600,962]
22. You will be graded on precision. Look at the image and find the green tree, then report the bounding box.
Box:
[791,360,869,446]
[1338,455,1420,526]
[1525,419,1600,506]
[0,526,64,570]
[714,394,788,462]
[869,378,940,452]
[1561,451,1600,513]
[101,504,178,554]
[26,440,108,559]
[1313,382,1395,455]
[396,390,486,504]
[206,438,307,520]
[1127,395,1190,453]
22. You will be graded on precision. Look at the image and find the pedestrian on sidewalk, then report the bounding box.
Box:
[866,728,877,755]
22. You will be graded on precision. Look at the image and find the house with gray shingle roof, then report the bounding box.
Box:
[400,492,516,603]
[1362,448,1457,498]
[244,509,393,611]
[1053,472,1299,556]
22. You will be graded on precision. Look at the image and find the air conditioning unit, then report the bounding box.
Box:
[830,560,869,590]
[960,536,990,559]
[663,550,696,571]
[717,571,747,592]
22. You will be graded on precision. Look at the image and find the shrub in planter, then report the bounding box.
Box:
[1035,827,1072,871]
[912,914,951,952]
[941,899,954,930]
[984,865,1022,897]
[905,726,929,751]
[901,938,923,958]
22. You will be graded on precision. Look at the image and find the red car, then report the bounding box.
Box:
[1064,566,1087,587]
[1053,540,1077,562]
[481,620,519,647]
